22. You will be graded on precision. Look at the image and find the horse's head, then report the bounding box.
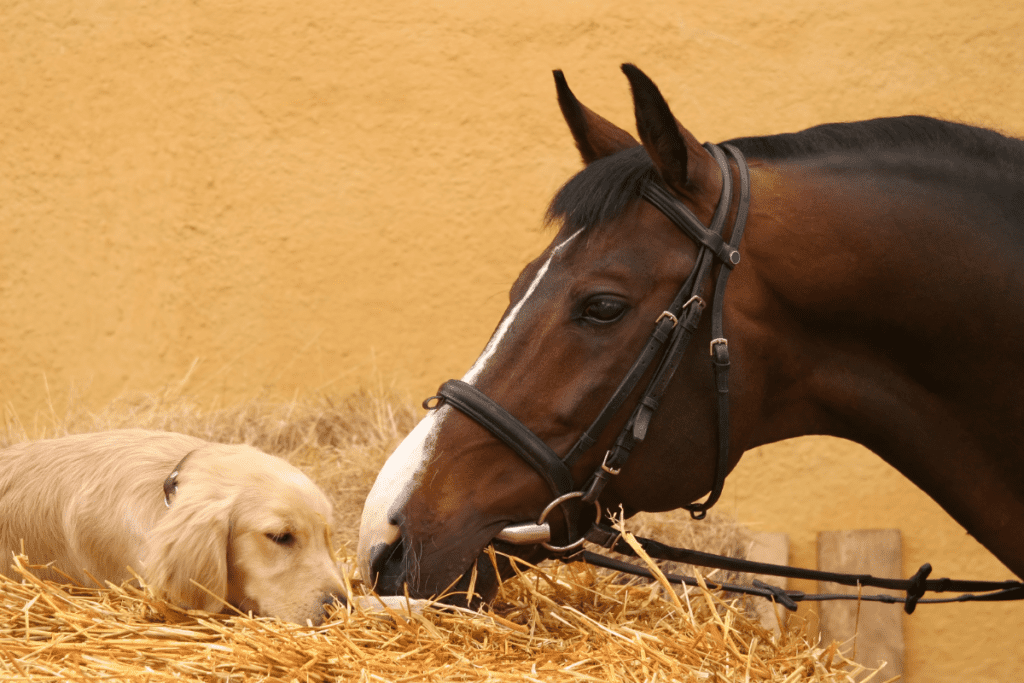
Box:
[358,65,755,602]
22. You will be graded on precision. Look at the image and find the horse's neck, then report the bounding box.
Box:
[738,159,1024,577]
[745,158,1024,431]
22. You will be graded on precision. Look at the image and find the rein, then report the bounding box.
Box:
[579,526,1024,614]
[423,141,1024,610]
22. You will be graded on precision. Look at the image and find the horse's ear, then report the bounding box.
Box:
[621,64,717,200]
[554,70,639,165]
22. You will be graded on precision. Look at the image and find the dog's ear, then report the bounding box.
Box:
[142,486,231,613]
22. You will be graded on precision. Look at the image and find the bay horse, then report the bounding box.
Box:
[358,64,1024,603]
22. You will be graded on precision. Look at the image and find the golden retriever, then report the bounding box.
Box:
[0,429,346,624]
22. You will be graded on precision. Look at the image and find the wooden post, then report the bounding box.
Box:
[746,532,789,637]
[817,529,905,681]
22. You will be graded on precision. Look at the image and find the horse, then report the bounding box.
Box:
[357,64,1024,604]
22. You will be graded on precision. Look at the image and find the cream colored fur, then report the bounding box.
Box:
[0,429,345,624]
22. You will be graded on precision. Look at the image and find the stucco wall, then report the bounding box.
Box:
[1,2,1021,679]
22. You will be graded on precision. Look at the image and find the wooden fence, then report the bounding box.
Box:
[749,529,904,681]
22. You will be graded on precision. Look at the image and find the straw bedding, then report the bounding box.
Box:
[0,383,881,682]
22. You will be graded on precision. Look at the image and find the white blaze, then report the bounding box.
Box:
[356,229,584,581]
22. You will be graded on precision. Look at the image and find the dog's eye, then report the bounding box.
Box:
[266,532,295,547]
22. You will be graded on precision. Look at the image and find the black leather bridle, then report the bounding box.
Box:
[423,142,751,552]
[419,142,1024,611]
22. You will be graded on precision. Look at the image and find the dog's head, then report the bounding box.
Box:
[142,444,346,624]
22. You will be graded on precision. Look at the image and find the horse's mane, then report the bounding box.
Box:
[724,116,1024,165]
[547,116,1024,233]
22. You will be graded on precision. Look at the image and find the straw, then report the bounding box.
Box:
[0,384,875,682]
[0,548,874,682]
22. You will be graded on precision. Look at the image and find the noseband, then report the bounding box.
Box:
[424,142,751,552]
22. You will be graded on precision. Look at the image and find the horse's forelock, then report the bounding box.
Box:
[545,146,659,235]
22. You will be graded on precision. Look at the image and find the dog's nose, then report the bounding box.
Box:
[316,591,347,623]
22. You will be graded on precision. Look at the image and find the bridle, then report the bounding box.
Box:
[424,141,750,552]
[420,142,1024,611]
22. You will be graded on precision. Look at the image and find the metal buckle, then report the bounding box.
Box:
[655,311,678,328]
[709,338,728,355]
[658,297,703,330]
[683,295,705,310]
[600,450,621,476]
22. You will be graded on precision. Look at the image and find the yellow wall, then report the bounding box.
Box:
[1,2,1021,679]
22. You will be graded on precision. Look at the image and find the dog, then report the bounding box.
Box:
[0,429,346,624]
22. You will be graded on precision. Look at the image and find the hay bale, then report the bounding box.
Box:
[0,385,878,682]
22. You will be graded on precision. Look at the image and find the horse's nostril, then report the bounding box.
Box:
[368,541,393,577]
[368,539,406,595]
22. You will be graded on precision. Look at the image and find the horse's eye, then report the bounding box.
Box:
[266,532,295,547]
[581,297,628,324]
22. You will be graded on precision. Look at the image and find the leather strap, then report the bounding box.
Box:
[684,143,751,519]
[579,144,751,517]
[576,548,1024,613]
[643,184,740,266]
[434,380,574,499]
[432,379,579,542]
[583,525,1024,613]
